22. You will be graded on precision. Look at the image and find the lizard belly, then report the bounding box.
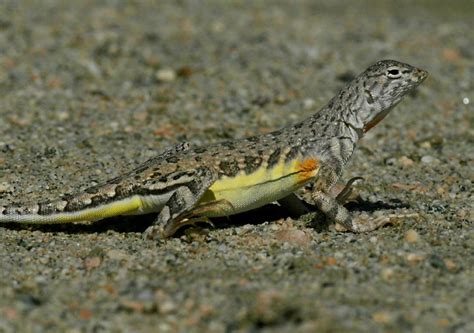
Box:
[199,158,319,217]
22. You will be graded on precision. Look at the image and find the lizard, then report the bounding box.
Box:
[0,60,428,239]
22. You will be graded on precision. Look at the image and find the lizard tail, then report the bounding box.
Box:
[0,196,143,225]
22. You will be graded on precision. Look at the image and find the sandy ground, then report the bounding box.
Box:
[0,1,472,332]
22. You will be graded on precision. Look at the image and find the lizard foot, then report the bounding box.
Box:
[143,216,215,240]
[161,199,233,237]
[336,211,420,232]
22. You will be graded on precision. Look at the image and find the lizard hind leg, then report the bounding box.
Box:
[143,167,217,240]
[160,199,234,238]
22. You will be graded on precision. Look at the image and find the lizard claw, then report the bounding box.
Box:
[336,176,364,204]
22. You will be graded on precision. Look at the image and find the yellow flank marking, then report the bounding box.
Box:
[54,196,143,223]
[199,157,320,217]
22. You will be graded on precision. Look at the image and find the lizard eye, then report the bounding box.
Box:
[386,67,402,79]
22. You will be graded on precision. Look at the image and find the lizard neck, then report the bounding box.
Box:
[296,86,366,166]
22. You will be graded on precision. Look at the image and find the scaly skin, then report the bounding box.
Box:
[0,60,428,239]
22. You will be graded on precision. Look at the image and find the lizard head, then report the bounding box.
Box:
[356,60,428,133]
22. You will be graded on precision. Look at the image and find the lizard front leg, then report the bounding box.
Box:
[311,169,415,232]
[308,159,397,232]
[144,167,217,240]
[311,190,402,232]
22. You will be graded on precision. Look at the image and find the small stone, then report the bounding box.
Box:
[274,95,288,104]
[421,155,435,164]
[385,157,397,165]
[372,311,393,324]
[398,156,414,167]
[155,68,176,82]
[159,300,177,314]
[406,253,425,265]
[404,229,419,243]
[274,229,311,247]
[56,111,70,121]
[303,98,315,109]
[369,236,378,243]
[84,256,102,271]
[120,300,145,312]
[325,257,337,266]
[420,141,432,149]
[106,249,130,261]
[443,259,457,271]
[380,267,394,281]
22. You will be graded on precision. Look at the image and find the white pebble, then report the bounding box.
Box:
[421,155,434,164]
[156,69,176,82]
[303,98,315,109]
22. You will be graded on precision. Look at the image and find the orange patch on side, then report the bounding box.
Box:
[297,158,320,182]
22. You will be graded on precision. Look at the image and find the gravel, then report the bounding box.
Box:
[0,1,472,332]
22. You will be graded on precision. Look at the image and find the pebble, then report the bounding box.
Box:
[155,68,176,82]
[380,267,395,281]
[372,311,393,324]
[106,249,131,261]
[398,156,414,167]
[404,229,419,243]
[421,155,436,164]
[275,229,312,247]
[406,253,425,264]
[303,98,315,109]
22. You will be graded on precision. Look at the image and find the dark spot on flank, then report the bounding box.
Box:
[150,170,162,178]
[157,176,169,183]
[285,146,300,162]
[267,148,281,167]
[172,171,187,181]
[218,160,240,177]
[246,136,259,143]
[244,155,262,174]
